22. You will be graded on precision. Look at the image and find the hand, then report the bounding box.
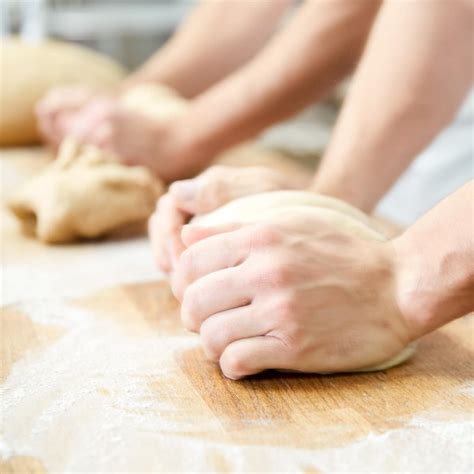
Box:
[36,86,102,148]
[148,165,308,273]
[65,102,195,182]
[171,212,415,379]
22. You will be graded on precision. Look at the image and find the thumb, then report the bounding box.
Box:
[181,223,243,247]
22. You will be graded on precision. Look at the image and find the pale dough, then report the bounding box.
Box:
[195,190,416,372]
[7,84,188,243]
[0,37,125,146]
[9,138,163,243]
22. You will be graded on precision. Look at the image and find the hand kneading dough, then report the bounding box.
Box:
[0,37,125,146]
[7,84,189,243]
[9,138,163,243]
[194,190,416,373]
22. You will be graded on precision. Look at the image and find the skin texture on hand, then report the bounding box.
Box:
[170,213,414,379]
[149,165,309,272]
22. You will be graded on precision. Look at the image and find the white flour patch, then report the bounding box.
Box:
[0,299,210,470]
[6,299,95,328]
[2,236,162,306]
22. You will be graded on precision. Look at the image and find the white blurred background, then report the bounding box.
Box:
[1,0,194,68]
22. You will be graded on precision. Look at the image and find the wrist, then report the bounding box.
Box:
[160,117,218,181]
[392,231,474,339]
[309,176,377,213]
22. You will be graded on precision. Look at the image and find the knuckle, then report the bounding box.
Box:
[199,322,222,362]
[179,247,195,277]
[199,177,228,211]
[264,261,292,288]
[220,351,248,380]
[275,292,299,316]
[250,223,280,248]
[180,285,201,332]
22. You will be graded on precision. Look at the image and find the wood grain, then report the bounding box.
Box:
[1,281,473,472]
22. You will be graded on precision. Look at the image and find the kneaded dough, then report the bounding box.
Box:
[194,190,416,372]
[0,37,125,146]
[9,138,163,243]
[7,83,190,243]
[119,83,188,121]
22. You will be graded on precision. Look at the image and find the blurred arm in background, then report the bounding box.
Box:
[37,0,380,182]
[123,0,293,98]
[36,0,291,148]
[153,0,379,179]
[311,0,473,212]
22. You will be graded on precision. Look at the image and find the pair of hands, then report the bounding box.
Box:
[36,86,189,182]
[148,167,416,379]
[37,87,417,379]
[165,211,415,379]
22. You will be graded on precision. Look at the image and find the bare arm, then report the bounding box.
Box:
[312,0,473,212]
[123,0,292,97]
[393,180,474,337]
[171,0,380,174]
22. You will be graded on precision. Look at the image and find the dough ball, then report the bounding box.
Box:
[8,138,164,243]
[0,37,125,146]
[119,83,188,121]
[194,190,416,372]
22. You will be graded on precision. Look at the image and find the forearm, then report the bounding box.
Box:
[123,1,292,97]
[393,181,474,338]
[312,0,474,212]
[174,0,380,166]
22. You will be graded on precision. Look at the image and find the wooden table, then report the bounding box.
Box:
[1,148,473,473]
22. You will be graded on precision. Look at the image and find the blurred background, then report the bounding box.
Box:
[1,0,195,69]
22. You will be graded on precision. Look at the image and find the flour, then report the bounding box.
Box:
[2,236,160,306]
[1,296,472,472]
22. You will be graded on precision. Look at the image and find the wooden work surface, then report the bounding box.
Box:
[1,148,473,473]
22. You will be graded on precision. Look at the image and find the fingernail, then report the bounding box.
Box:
[170,180,197,202]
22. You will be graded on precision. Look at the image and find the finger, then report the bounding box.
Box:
[69,100,115,143]
[169,174,228,214]
[148,212,171,272]
[181,223,243,247]
[220,336,291,380]
[173,226,249,299]
[199,305,271,361]
[168,179,200,213]
[180,266,254,331]
[148,195,189,273]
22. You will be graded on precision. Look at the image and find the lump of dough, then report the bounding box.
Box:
[7,83,191,244]
[194,190,416,372]
[0,37,125,146]
[119,83,188,121]
[8,138,164,243]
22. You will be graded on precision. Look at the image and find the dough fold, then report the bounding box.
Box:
[9,139,163,243]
